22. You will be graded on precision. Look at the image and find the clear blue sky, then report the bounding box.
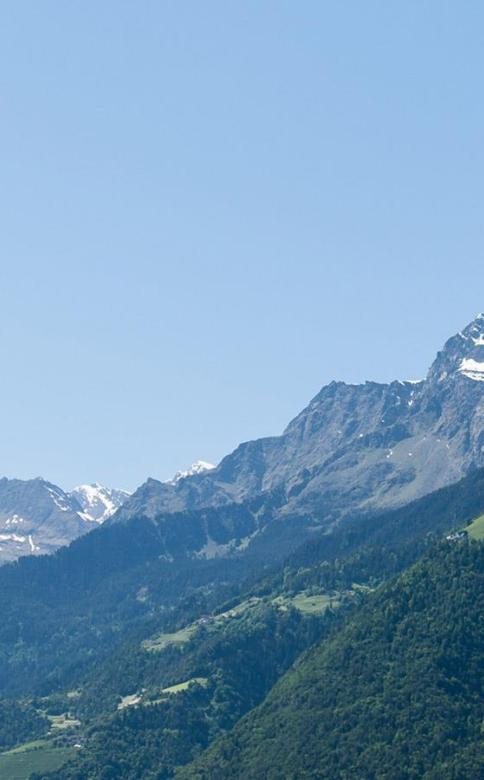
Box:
[1,1,483,491]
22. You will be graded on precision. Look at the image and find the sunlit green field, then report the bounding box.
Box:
[142,624,197,652]
[272,591,341,614]
[0,740,76,780]
[161,677,209,695]
[467,514,484,540]
[119,677,211,710]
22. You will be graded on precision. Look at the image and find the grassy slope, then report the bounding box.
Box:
[0,741,76,780]
[467,513,484,539]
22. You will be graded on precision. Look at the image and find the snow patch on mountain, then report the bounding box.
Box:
[459,358,484,382]
[46,485,73,512]
[5,514,25,526]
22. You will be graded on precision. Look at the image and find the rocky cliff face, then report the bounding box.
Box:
[113,315,484,534]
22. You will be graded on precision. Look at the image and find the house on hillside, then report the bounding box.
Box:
[445,530,468,542]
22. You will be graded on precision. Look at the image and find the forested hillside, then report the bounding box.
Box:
[21,471,483,779]
[39,601,337,779]
[2,467,484,700]
[0,517,259,696]
[0,700,49,751]
[182,541,484,779]
[0,471,482,778]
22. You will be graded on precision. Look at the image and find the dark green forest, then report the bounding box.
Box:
[182,541,484,779]
[0,700,49,751]
[40,603,336,779]
[2,468,484,700]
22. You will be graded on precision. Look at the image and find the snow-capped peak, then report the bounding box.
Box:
[456,315,484,382]
[70,483,131,524]
[167,460,216,485]
[428,314,484,384]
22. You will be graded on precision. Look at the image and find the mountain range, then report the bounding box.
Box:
[109,314,484,558]
[0,479,129,563]
[0,315,482,778]
[2,314,483,567]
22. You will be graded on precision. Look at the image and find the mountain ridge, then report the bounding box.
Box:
[111,316,484,554]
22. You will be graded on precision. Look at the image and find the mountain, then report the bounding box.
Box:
[181,540,484,780]
[112,315,484,550]
[0,478,90,563]
[69,483,130,524]
[0,478,130,564]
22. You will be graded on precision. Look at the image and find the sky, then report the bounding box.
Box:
[1,1,484,491]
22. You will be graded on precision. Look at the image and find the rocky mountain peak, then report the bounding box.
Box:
[427,314,484,385]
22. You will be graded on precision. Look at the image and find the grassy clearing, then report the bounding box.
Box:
[213,597,261,621]
[117,678,209,710]
[273,591,341,614]
[161,677,209,695]
[48,713,81,731]
[142,624,197,653]
[291,593,339,614]
[2,741,47,755]
[0,741,76,779]
[467,514,484,540]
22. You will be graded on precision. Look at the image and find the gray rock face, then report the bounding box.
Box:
[114,315,484,531]
[0,478,88,563]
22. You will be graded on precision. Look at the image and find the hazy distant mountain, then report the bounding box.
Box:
[69,483,130,524]
[113,315,484,543]
[0,478,88,563]
[0,478,130,564]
